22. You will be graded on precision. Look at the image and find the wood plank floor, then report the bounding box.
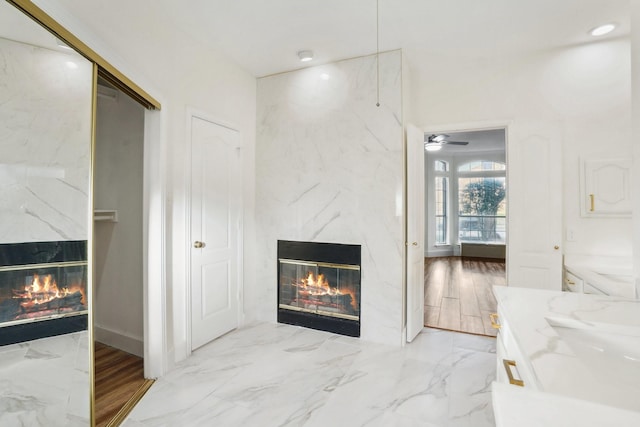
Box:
[94,342,146,427]
[424,256,505,337]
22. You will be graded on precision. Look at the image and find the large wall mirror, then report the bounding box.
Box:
[0,0,93,425]
[0,1,160,426]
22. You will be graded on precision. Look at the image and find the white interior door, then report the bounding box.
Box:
[507,121,562,290]
[190,116,241,351]
[406,124,425,342]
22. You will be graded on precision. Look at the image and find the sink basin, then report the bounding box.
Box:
[545,316,640,388]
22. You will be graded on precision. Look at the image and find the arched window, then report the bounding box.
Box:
[457,160,506,243]
[458,160,505,172]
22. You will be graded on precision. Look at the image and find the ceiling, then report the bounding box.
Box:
[153,0,630,77]
[2,1,631,78]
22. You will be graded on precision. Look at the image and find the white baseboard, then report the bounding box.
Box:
[426,248,454,257]
[94,325,143,357]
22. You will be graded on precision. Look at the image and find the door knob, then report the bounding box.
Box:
[412,242,418,246]
[194,241,206,249]
[554,245,559,250]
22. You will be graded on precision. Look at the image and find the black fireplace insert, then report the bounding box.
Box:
[0,241,88,346]
[278,240,361,337]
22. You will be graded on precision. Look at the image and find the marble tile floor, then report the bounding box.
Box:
[124,324,497,427]
[0,331,90,427]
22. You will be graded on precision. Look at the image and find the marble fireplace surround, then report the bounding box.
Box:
[255,51,406,346]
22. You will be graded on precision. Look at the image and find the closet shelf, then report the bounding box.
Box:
[94,210,118,222]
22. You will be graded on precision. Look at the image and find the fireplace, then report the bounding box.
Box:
[0,241,88,346]
[278,240,361,337]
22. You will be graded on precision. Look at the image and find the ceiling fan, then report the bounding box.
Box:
[424,134,469,151]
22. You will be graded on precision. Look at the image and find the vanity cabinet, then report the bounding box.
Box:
[492,287,640,426]
[581,158,632,217]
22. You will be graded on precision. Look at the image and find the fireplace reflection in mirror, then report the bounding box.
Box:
[0,241,88,346]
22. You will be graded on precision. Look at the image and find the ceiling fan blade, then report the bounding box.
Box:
[426,134,450,143]
[444,141,469,145]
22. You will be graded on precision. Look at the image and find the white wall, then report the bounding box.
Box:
[94,88,145,356]
[412,38,633,259]
[34,0,257,369]
[255,51,405,346]
[549,39,632,257]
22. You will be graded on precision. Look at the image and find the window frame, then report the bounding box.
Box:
[433,160,450,246]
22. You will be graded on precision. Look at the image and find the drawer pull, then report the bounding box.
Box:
[489,313,501,330]
[503,359,524,387]
[565,279,575,285]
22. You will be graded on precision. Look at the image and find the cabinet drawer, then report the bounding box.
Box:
[563,270,583,293]
[495,332,509,384]
[494,310,539,390]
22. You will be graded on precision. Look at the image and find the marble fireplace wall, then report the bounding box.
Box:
[0,37,93,243]
[255,51,405,345]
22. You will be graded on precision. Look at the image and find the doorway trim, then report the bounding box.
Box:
[183,107,244,359]
[142,109,167,379]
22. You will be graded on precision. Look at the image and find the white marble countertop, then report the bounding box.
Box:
[564,254,635,298]
[493,286,640,412]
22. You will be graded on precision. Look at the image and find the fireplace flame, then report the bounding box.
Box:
[13,273,86,311]
[27,274,62,300]
[295,272,358,311]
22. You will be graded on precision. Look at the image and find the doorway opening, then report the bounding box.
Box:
[423,128,507,336]
[93,78,153,426]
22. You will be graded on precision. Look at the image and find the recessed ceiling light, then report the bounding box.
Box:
[297,50,314,62]
[320,73,330,80]
[590,24,616,37]
[65,61,78,69]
